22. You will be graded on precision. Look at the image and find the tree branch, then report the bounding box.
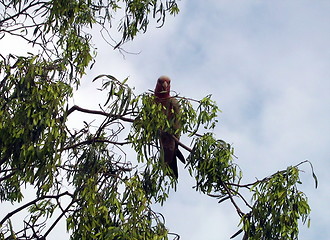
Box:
[0,1,48,26]
[0,191,74,226]
[220,181,244,217]
[172,135,192,152]
[0,171,16,182]
[60,138,130,152]
[66,105,134,123]
[43,199,75,238]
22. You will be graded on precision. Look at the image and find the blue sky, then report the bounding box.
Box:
[1,1,329,239]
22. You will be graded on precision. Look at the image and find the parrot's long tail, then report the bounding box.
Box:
[176,144,185,164]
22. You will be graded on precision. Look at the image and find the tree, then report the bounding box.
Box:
[0,1,317,239]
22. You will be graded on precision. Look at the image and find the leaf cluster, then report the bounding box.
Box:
[0,0,180,80]
[241,166,311,240]
[0,54,72,202]
[187,133,238,195]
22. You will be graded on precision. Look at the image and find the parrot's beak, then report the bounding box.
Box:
[162,81,168,90]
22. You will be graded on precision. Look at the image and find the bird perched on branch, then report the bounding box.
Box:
[154,76,185,178]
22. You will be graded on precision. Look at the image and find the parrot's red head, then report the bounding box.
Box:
[155,76,171,98]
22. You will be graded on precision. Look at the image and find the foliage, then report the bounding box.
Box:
[0,0,179,82]
[0,1,317,240]
[0,54,71,202]
[239,164,313,240]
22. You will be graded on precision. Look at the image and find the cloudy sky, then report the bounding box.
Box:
[74,1,329,239]
[2,0,330,239]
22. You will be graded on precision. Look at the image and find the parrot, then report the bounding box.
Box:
[154,76,185,178]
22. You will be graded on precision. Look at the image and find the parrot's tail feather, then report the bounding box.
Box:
[168,157,178,178]
[176,149,185,164]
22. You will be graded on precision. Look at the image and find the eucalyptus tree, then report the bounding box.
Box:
[0,1,317,239]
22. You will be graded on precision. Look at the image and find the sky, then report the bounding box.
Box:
[1,0,330,239]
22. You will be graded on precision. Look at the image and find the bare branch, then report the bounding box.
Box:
[220,181,244,217]
[66,105,134,123]
[172,135,192,152]
[60,137,130,152]
[43,199,75,238]
[0,171,16,182]
[0,1,48,26]
[0,191,74,226]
